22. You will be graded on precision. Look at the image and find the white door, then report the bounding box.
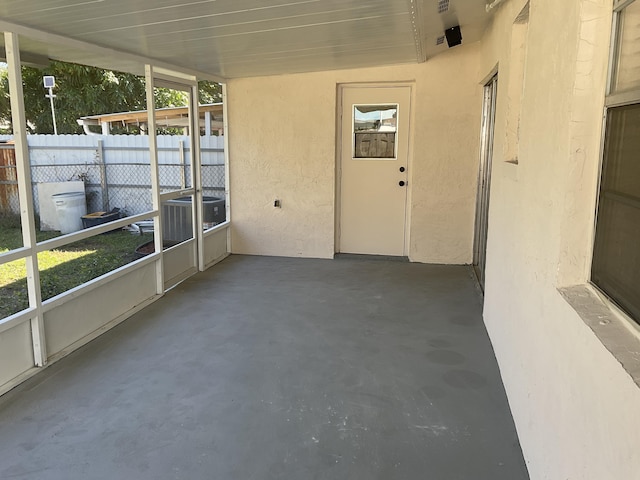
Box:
[339,85,411,256]
[154,78,200,290]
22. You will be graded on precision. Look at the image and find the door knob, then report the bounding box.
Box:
[399,181,406,187]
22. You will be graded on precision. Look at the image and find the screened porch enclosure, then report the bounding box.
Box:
[1,1,639,479]
[0,38,231,394]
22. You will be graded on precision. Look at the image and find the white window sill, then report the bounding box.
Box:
[559,284,640,387]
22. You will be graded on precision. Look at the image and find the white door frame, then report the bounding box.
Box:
[473,74,498,289]
[335,82,415,257]
[148,71,202,290]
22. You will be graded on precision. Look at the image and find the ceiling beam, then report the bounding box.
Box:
[409,0,427,63]
[0,46,49,68]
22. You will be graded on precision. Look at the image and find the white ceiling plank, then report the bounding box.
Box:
[0,0,491,79]
[72,3,405,39]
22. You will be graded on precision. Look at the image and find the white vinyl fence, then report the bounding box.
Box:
[0,134,225,217]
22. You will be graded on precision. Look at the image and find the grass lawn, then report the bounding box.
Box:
[0,215,153,318]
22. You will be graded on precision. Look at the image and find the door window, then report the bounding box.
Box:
[353,104,398,159]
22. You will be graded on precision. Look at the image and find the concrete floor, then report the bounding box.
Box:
[0,255,529,480]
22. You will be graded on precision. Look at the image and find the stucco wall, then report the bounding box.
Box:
[480,0,640,478]
[227,44,481,263]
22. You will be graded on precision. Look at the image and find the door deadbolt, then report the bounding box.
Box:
[399,166,405,172]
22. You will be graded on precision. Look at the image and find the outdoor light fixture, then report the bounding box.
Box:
[43,75,58,135]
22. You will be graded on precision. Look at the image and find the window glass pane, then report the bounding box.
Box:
[0,148,21,248]
[0,69,28,320]
[592,103,640,322]
[0,257,27,318]
[0,57,154,237]
[599,103,640,198]
[0,63,22,250]
[614,0,640,94]
[200,136,226,229]
[353,105,397,159]
[37,229,154,303]
[199,81,226,230]
[155,86,192,193]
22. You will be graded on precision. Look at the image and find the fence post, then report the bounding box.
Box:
[178,139,186,189]
[97,139,109,211]
[205,111,212,136]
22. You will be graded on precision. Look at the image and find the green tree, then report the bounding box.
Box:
[198,80,222,105]
[0,61,221,135]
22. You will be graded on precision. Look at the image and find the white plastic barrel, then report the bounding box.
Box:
[51,192,87,234]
